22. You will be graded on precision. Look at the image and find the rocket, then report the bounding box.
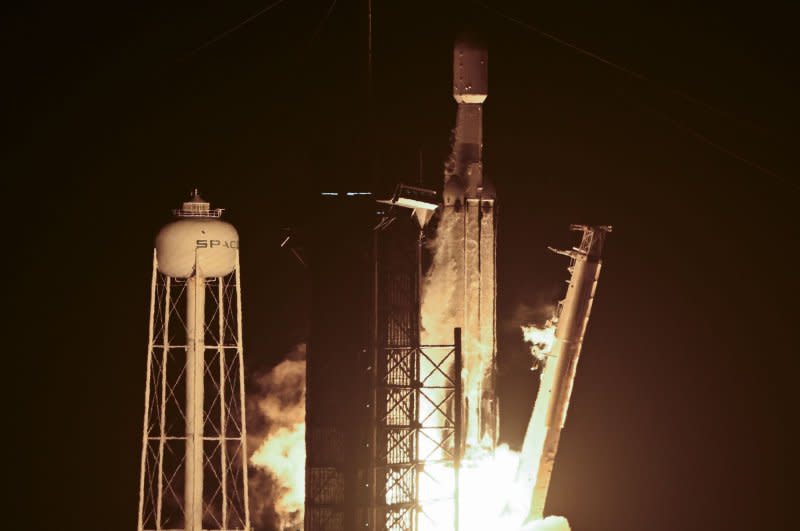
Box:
[446,33,491,204]
[517,225,612,521]
[442,34,498,453]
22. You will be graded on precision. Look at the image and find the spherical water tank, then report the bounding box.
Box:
[155,192,239,278]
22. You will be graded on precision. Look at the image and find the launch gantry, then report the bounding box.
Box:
[370,187,463,531]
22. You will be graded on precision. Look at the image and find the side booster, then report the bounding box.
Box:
[443,34,498,453]
[517,225,612,522]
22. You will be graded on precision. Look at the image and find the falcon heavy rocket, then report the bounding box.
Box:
[443,34,497,453]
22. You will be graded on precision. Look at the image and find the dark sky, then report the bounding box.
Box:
[7,1,798,530]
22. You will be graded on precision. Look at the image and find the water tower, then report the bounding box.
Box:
[137,191,251,531]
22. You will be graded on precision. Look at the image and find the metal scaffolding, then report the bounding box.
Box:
[371,211,462,531]
[137,251,250,531]
[374,339,462,531]
[304,192,462,531]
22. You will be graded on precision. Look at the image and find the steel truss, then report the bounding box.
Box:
[376,339,462,531]
[138,251,250,531]
[372,213,462,531]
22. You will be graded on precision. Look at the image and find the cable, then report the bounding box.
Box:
[307,0,339,48]
[640,103,799,191]
[190,0,292,55]
[471,0,776,136]
[471,0,649,80]
[470,0,793,188]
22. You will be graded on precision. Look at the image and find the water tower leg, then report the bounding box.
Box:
[217,276,228,528]
[185,275,205,530]
[137,251,158,531]
[234,255,251,531]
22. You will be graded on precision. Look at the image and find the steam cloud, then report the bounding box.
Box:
[420,208,461,344]
[522,516,572,531]
[521,323,556,365]
[249,344,306,531]
[419,205,567,529]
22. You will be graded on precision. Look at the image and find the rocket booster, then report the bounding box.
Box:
[517,225,611,521]
[442,35,498,453]
[446,34,491,205]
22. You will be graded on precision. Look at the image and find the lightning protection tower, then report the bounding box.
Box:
[137,191,251,531]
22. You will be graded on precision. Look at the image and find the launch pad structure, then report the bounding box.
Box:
[304,190,464,531]
[306,33,493,531]
[517,224,612,522]
[370,195,463,531]
[304,34,613,530]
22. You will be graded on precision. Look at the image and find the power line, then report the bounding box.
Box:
[471,0,649,80]
[190,0,292,55]
[641,103,798,191]
[470,0,793,188]
[307,0,339,48]
[471,0,775,136]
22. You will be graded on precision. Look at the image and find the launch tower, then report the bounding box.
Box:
[305,193,375,531]
[137,191,251,531]
[306,35,494,531]
[517,225,612,522]
[370,186,463,531]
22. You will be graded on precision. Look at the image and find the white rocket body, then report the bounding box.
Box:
[517,226,611,521]
[443,36,498,453]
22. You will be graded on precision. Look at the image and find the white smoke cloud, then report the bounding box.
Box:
[521,323,556,366]
[249,344,306,531]
[420,208,461,344]
[522,515,572,531]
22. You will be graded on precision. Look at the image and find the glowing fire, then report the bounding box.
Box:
[418,445,526,531]
[416,201,568,530]
[408,321,562,531]
[249,347,306,530]
[247,205,570,530]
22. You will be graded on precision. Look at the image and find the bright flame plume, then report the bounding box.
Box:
[418,200,568,529]
[249,345,306,530]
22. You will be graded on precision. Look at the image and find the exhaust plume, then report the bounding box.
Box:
[419,212,565,529]
[522,516,572,531]
[522,323,556,367]
[249,344,306,530]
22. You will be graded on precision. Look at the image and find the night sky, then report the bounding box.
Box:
[7,1,798,529]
